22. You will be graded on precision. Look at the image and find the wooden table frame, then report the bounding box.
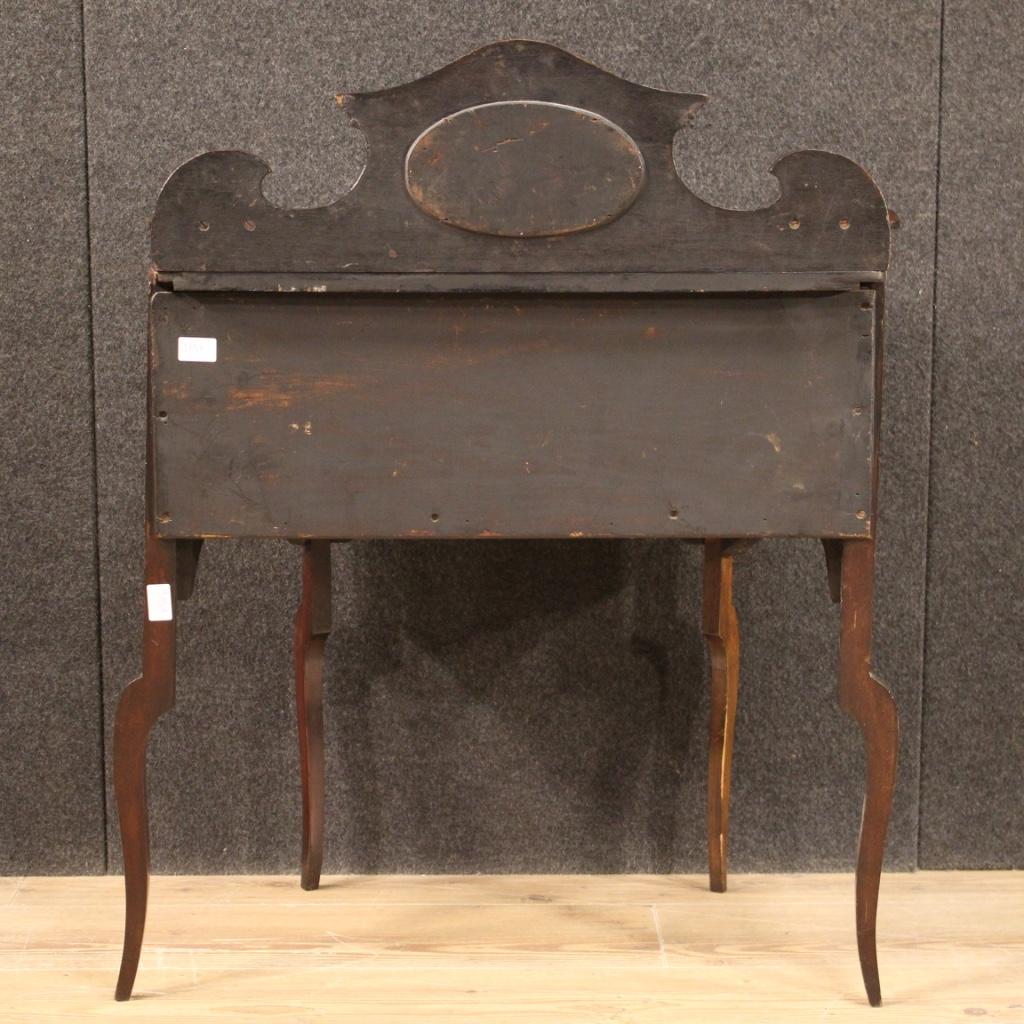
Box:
[114,40,899,1006]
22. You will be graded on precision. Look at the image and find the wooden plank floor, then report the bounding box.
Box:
[2,872,1021,1022]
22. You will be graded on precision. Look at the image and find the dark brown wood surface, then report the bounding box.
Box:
[405,100,646,237]
[149,289,876,541]
[702,540,741,894]
[113,533,178,1002]
[116,36,899,1009]
[293,540,331,891]
[150,40,889,276]
[157,271,884,294]
[837,538,899,1006]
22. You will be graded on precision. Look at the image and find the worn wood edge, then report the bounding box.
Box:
[150,148,889,274]
[152,527,874,541]
[155,271,884,294]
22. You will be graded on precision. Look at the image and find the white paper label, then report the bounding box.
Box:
[177,336,217,362]
[146,583,173,622]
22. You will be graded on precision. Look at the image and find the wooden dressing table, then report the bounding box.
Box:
[114,39,898,1005]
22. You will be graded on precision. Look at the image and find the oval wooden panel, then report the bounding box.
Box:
[405,101,646,238]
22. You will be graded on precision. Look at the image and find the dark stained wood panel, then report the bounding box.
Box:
[405,101,646,237]
[150,290,876,540]
[159,271,884,294]
[150,40,890,276]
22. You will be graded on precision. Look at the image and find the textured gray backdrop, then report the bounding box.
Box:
[1,0,1019,875]
[0,1,104,873]
[918,4,1024,868]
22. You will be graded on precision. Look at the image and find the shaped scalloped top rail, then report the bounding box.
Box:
[150,39,889,276]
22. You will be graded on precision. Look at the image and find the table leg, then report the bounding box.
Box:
[114,534,180,1001]
[837,537,899,1006]
[294,540,332,890]
[702,540,740,894]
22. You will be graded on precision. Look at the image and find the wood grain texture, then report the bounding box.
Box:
[838,538,900,1006]
[149,40,889,275]
[149,290,876,541]
[293,540,332,891]
[703,540,740,894]
[112,534,179,1001]
[405,101,646,237]
[3,873,1021,1022]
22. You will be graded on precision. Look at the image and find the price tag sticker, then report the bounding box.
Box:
[146,583,173,622]
[177,336,217,362]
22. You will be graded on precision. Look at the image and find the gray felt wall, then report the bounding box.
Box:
[918,4,1024,868]
[0,0,1019,875]
[0,1,105,873]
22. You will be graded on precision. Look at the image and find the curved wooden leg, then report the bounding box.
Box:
[702,540,740,893]
[294,540,332,890]
[114,535,179,1001]
[838,538,899,1007]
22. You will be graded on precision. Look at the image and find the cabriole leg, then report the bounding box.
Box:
[294,540,332,890]
[702,539,741,893]
[114,535,182,1001]
[837,538,899,1007]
